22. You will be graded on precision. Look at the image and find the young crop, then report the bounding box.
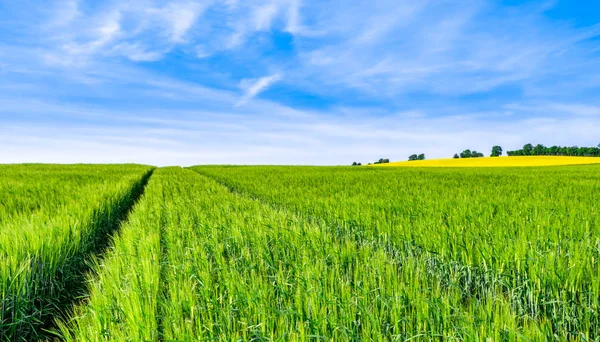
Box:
[0,164,152,341]
[4,163,600,340]
[192,164,600,339]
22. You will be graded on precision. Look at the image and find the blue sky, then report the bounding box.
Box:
[1,0,599,165]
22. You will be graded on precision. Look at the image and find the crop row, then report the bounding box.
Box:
[192,165,600,339]
[0,164,153,341]
[2,164,599,340]
[57,166,576,340]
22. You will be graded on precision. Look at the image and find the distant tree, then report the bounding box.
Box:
[471,151,484,158]
[408,154,418,161]
[522,143,533,156]
[490,146,503,157]
[374,158,390,164]
[358,162,362,166]
[417,154,425,160]
[453,153,460,159]
[352,162,358,166]
[460,149,472,158]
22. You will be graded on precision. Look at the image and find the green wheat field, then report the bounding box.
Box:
[1,164,600,341]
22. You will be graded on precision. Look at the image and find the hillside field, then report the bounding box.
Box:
[1,162,600,341]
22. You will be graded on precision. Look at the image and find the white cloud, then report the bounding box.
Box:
[286,0,599,98]
[284,0,302,34]
[216,0,306,50]
[159,1,207,43]
[253,4,279,31]
[41,1,210,64]
[61,10,122,57]
[237,73,282,106]
[110,43,165,61]
[2,0,600,166]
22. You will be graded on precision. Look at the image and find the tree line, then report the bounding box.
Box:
[454,146,502,158]
[352,143,600,165]
[507,144,600,157]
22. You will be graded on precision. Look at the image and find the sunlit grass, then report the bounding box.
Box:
[61,167,551,340]
[5,164,600,340]
[193,164,600,340]
[0,164,153,341]
[372,155,600,167]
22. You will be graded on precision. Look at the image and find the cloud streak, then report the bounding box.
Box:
[1,0,599,165]
[237,73,283,106]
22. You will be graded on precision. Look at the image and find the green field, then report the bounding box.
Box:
[0,165,153,340]
[1,164,600,341]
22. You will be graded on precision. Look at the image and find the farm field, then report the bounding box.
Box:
[373,156,600,167]
[2,163,600,340]
[0,164,153,340]
[192,164,600,340]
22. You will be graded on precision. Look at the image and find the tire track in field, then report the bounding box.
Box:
[190,170,515,339]
[35,169,156,341]
[156,178,171,342]
[192,169,600,339]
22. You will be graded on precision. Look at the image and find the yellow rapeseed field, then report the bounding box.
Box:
[373,156,600,167]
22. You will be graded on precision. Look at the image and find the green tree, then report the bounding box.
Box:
[453,153,460,159]
[373,158,390,164]
[460,150,472,158]
[533,144,545,156]
[408,154,418,161]
[472,151,484,158]
[417,154,425,160]
[490,146,503,157]
[522,143,533,155]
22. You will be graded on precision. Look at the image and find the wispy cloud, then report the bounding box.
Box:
[161,2,207,43]
[1,0,600,165]
[38,1,210,65]
[237,73,283,106]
